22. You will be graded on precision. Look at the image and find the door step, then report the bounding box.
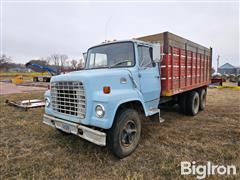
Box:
[148,108,165,123]
[148,108,159,116]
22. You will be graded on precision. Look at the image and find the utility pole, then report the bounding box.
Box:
[217,55,220,73]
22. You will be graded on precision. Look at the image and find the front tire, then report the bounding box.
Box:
[107,109,141,158]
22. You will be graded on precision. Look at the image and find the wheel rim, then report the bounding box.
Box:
[193,95,199,113]
[120,120,137,147]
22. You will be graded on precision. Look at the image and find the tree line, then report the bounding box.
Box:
[0,54,85,72]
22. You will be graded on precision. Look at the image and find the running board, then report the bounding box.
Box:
[148,108,165,123]
[148,108,159,116]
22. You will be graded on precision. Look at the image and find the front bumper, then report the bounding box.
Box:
[43,114,106,146]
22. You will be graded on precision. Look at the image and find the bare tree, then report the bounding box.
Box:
[38,57,51,66]
[60,54,68,71]
[0,54,11,65]
[71,59,78,70]
[45,56,52,65]
[51,54,60,67]
[0,54,12,71]
[78,58,84,69]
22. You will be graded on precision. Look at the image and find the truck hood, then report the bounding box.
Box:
[47,67,144,128]
[51,68,132,82]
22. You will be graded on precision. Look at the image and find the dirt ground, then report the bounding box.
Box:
[0,88,239,179]
[0,82,47,95]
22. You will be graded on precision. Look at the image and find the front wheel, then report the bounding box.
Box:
[107,109,141,158]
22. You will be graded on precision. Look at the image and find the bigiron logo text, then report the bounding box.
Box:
[181,161,237,179]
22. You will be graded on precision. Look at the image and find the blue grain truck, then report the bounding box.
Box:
[43,32,212,158]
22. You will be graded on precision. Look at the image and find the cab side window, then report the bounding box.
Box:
[138,45,153,68]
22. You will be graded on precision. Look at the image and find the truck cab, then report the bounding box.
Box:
[43,40,162,158]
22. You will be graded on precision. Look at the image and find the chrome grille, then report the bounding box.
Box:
[51,81,86,118]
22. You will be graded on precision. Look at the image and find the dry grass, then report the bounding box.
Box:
[0,88,239,179]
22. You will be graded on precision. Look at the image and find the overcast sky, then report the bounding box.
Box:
[1,1,239,68]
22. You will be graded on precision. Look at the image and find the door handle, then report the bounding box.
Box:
[155,75,160,78]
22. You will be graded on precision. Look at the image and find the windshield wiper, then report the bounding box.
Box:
[110,60,132,68]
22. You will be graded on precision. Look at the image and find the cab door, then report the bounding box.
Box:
[138,45,161,105]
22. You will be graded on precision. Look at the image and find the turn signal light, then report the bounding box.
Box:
[103,86,111,94]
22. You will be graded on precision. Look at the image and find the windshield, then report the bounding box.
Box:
[86,42,135,69]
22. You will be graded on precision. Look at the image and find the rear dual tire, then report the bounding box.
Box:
[186,91,200,116]
[199,89,207,111]
[178,88,206,116]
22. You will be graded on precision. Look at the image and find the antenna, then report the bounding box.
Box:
[105,16,112,42]
[217,55,220,73]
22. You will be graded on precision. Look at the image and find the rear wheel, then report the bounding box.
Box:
[199,89,207,111]
[107,109,141,158]
[186,91,200,116]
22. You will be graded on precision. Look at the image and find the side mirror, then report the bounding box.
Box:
[152,43,161,63]
[152,43,165,63]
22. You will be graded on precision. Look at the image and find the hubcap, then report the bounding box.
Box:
[120,120,137,147]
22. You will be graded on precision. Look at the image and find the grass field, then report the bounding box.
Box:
[0,88,240,179]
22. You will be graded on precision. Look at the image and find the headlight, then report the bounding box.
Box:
[45,97,51,107]
[95,104,105,118]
